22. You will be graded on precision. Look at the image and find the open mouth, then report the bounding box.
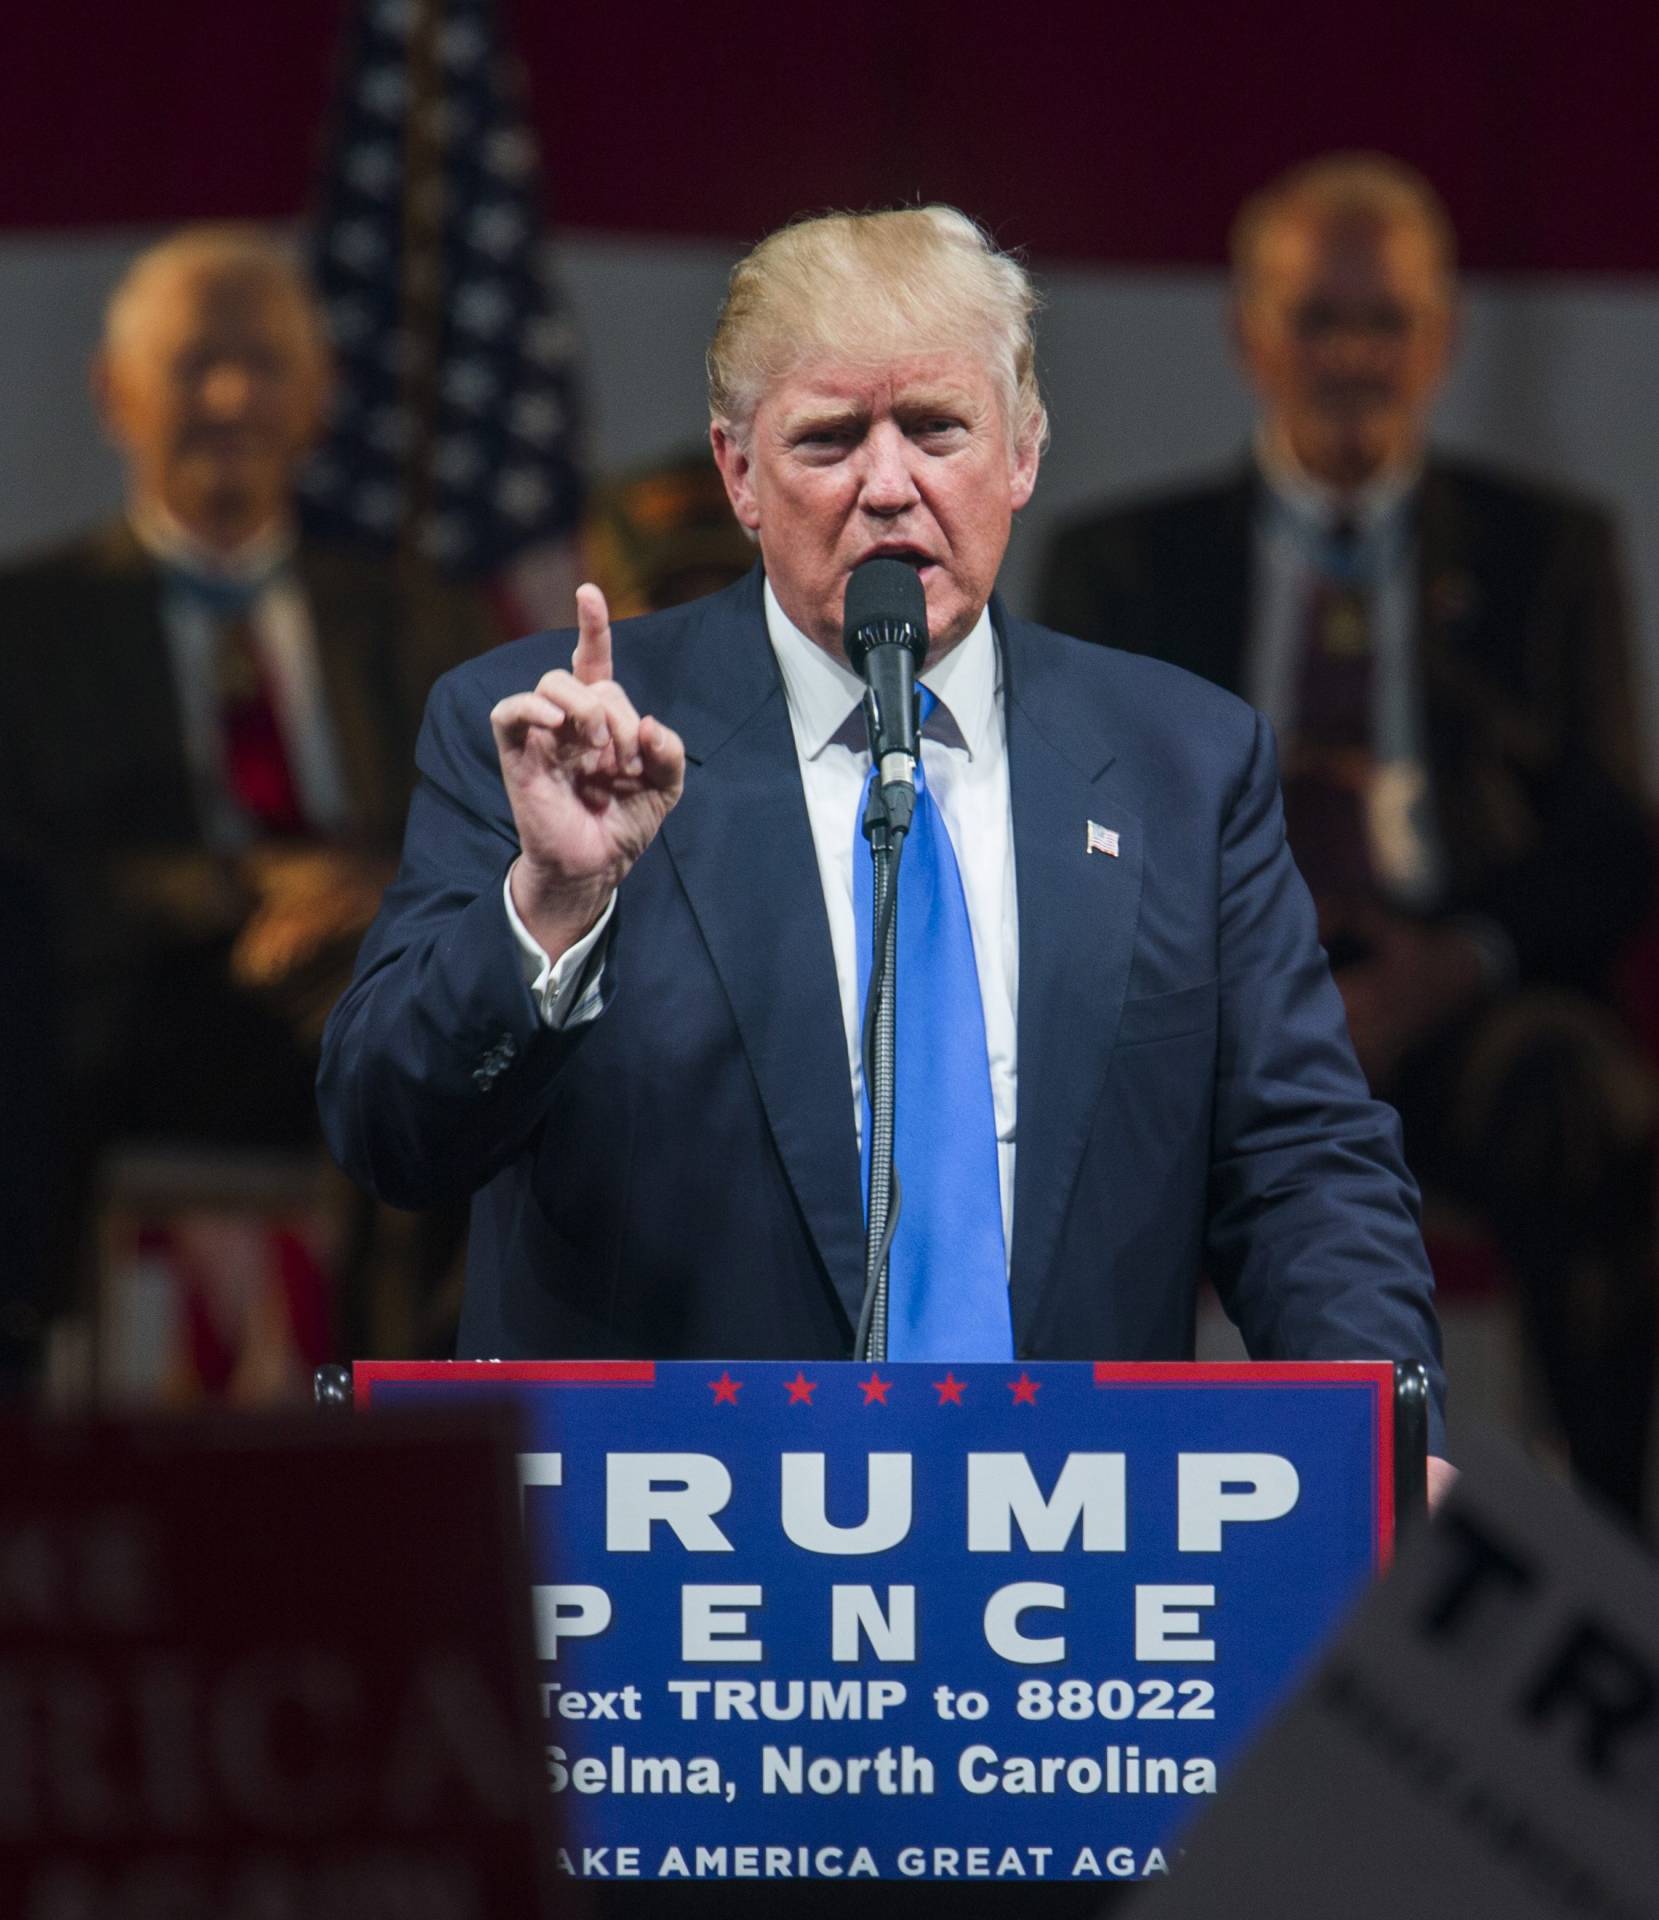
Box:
[862,546,935,578]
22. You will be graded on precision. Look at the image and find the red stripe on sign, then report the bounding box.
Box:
[1091,1362,1396,1388]
[354,1359,657,1405]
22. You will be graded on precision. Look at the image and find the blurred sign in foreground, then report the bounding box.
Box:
[0,1407,564,1919]
[1140,1435,1659,1918]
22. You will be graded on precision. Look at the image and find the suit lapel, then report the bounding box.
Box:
[1211,465,1258,685]
[83,524,201,839]
[657,581,868,1331]
[1002,615,1143,1343]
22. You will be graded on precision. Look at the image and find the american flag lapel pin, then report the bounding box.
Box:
[1086,820,1120,858]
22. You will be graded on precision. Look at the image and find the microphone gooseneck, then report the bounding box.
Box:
[843,556,931,1360]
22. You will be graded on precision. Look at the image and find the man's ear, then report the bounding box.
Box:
[1009,427,1040,514]
[710,420,761,533]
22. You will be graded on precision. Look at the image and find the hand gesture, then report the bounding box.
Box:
[490,584,685,957]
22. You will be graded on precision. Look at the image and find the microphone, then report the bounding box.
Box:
[843,558,930,819]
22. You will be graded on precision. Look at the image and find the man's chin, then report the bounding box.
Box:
[921,588,985,660]
[169,478,283,546]
[1302,429,1403,494]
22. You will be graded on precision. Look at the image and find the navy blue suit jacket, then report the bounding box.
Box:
[319,570,1445,1436]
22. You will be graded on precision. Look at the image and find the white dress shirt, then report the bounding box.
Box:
[510,577,1022,1259]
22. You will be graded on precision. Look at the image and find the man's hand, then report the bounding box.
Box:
[490,583,685,958]
[231,848,397,990]
[1335,906,1488,1090]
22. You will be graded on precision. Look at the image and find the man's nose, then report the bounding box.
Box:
[199,361,257,416]
[857,425,921,514]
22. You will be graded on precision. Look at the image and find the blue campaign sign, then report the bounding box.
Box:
[357,1359,1395,1887]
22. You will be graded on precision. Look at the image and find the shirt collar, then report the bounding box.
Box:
[129,499,296,587]
[763,575,997,763]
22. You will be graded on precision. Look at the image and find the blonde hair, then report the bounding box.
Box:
[708,205,1047,455]
[1231,153,1457,291]
[104,224,329,366]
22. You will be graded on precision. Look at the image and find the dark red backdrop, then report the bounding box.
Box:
[8,0,1658,271]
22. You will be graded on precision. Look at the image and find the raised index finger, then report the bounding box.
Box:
[572,582,613,686]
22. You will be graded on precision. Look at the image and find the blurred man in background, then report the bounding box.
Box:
[0,226,494,1392]
[1040,153,1656,1525]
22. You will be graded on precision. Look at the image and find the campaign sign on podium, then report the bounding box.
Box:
[356,1359,1403,1888]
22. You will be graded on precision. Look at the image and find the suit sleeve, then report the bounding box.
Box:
[317,663,583,1209]
[1205,711,1448,1448]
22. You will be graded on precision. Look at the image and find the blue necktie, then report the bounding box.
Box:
[854,689,1012,1360]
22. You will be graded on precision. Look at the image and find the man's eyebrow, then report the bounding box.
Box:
[896,388,977,416]
[779,401,865,435]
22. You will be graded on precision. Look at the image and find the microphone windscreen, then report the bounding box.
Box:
[842,558,930,671]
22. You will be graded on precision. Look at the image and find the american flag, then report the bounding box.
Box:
[299,0,584,589]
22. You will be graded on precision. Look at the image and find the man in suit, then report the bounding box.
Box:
[320,204,1451,1482]
[0,227,495,1381]
[1040,156,1655,1522]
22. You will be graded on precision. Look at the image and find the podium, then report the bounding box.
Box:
[325,1357,1427,1889]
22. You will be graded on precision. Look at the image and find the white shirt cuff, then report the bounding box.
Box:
[503,867,615,1028]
